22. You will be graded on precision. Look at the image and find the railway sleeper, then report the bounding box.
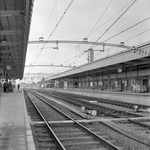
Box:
[38,139,109,149]
[38,142,57,148]
[39,136,94,142]
[38,134,123,149]
[38,137,54,142]
[35,129,49,133]
[38,134,114,143]
[89,148,113,150]
[52,128,81,132]
[55,131,108,137]
[38,133,51,137]
[62,141,101,146]
[38,148,58,150]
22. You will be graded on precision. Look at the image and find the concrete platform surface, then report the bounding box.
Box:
[0,89,35,150]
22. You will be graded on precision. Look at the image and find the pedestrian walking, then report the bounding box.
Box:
[17,84,20,90]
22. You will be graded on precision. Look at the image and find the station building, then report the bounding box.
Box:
[45,42,150,108]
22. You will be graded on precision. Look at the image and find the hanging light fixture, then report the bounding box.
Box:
[83,38,88,42]
[1,35,7,42]
[120,42,124,46]
[117,68,122,73]
[2,37,6,42]
[39,37,44,41]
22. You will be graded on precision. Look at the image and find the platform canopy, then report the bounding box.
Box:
[46,42,150,81]
[0,0,34,80]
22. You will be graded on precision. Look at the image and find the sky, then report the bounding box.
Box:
[24,0,150,78]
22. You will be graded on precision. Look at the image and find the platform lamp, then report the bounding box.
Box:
[120,42,124,46]
[83,38,88,42]
[117,68,122,73]
[39,37,44,41]
[2,35,6,42]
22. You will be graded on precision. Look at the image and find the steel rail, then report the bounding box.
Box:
[48,92,143,118]
[51,93,133,118]
[46,91,121,118]
[101,120,150,146]
[31,91,82,120]
[128,119,150,129]
[25,91,66,150]
[60,92,149,110]
[80,100,144,118]
[71,94,144,118]
[41,91,150,147]
[73,120,121,150]
[34,91,90,119]
[32,91,122,150]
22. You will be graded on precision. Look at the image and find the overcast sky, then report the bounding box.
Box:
[24,0,150,75]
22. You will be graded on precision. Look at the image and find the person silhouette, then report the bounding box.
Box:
[17,84,20,90]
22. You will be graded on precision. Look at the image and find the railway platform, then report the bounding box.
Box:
[0,89,35,150]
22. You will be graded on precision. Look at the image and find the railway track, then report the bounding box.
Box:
[51,91,148,110]
[37,90,149,110]
[24,90,125,150]
[37,90,145,119]
[112,118,150,142]
[24,90,150,150]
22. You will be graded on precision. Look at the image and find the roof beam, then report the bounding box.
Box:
[1,60,23,63]
[0,30,24,35]
[0,10,24,17]
[0,49,22,53]
[0,55,22,59]
[0,41,23,46]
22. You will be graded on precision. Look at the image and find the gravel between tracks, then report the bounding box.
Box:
[89,123,150,150]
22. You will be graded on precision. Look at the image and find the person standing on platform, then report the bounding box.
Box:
[3,80,6,92]
[17,84,20,90]
[3,80,8,93]
[8,80,13,92]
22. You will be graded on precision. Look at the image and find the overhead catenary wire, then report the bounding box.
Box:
[47,45,81,74]
[53,46,79,64]
[47,46,79,73]
[57,0,137,66]
[41,0,58,37]
[33,0,74,68]
[49,0,141,70]
[86,0,114,38]
[87,0,134,38]
[30,0,58,69]
[26,0,149,76]
[50,50,86,74]
[95,28,150,58]
[48,52,84,75]
[58,51,86,66]
[91,0,137,49]
[124,28,150,43]
[32,1,135,71]
[67,0,138,65]
[103,16,150,43]
[41,0,74,49]
[53,51,87,74]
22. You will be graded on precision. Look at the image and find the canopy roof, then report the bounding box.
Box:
[0,0,34,79]
[46,41,150,80]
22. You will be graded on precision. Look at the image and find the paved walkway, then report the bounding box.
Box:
[0,89,35,150]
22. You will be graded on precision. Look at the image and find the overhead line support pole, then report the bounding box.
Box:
[28,40,133,49]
